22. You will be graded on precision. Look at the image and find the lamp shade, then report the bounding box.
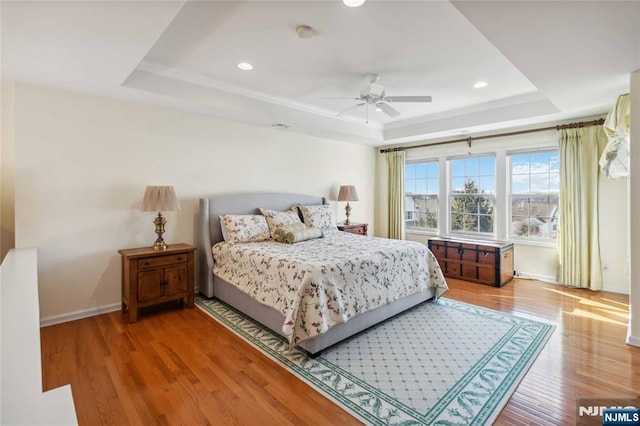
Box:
[337,185,359,202]
[141,186,181,212]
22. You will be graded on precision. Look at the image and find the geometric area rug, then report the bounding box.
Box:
[196,297,554,426]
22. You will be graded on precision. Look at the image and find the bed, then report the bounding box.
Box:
[197,192,447,356]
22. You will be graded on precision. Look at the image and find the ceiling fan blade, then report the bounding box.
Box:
[320,97,361,100]
[337,103,365,116]
[384,95,432,103]
[377,102,401,118]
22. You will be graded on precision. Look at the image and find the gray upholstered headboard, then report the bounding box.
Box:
[197,193,326,297]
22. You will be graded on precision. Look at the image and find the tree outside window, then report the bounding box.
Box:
[449,156,495,235]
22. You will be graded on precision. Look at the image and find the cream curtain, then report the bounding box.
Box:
[386,150,405,240]
[557,125,608,290]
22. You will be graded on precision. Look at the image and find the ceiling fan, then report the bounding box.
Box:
[323,74,432,122]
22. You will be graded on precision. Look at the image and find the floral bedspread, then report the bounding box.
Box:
[212,230,448,345]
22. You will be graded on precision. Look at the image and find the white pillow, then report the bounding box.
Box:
[259,207,302,238]
[297,204,337,230]
[219,215,270,243]
[273,223,323,244]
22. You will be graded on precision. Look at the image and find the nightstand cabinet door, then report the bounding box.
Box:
[137,269,164,302]
[165,264,188,296]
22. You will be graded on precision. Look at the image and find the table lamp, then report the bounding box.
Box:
[141,185,181,250]
[337,185,359,226]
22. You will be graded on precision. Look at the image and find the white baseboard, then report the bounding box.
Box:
[40,302,122,327]
[602,285,630,295]
[626,333,640,348]
[516,272,557,283]
[518,275,629,295]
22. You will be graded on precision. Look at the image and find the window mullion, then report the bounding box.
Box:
[439,157,447,236]
[495,149,507,240]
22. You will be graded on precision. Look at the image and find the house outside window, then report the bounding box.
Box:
[405,160,438,231]
[449,156,495,235]
[509,150,559,240]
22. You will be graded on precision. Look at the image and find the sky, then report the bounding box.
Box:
[511,152,560,194]
[405,161,439,195]
[405,151,559,195]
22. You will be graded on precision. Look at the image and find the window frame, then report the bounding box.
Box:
[507,149,560,243]
[447,154,496,238]
[404,159,439,233]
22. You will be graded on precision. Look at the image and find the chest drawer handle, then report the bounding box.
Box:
[483,252,489,257]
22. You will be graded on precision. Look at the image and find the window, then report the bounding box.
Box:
[449,156,495,235]
[509,151,559,240]
[405,160,439,231]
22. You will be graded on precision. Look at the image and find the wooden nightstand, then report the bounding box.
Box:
[119,243,196,323]
[337,223,368,236]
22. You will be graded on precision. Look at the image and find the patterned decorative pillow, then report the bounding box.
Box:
[259,207,302,238]
[297,204,337,230]
[273,223,323,244]
[219,215,270,243]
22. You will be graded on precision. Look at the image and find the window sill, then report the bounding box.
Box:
[446,232,497,242]
[408,231,557,249]
[406,229,439,236]
[510,238,557,249]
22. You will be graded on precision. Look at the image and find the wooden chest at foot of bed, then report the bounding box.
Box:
[428,237,514,287]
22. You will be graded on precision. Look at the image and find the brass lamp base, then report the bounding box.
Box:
[152,212,168,250]
[344,202,352,226]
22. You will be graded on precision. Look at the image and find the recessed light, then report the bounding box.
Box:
[343,0,365,7]
[375,107,382,112]
[272,123,290,131]
[237,62,253,71]
[473,81,488,89]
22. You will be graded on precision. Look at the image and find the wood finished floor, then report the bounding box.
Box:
[41,278,640,425]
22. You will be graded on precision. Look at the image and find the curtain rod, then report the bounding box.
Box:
[379,117,606,154]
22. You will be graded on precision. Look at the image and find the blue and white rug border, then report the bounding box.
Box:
[195,296,555,425]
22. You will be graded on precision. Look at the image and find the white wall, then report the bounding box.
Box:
[11,83,376,322]
[599,173,629,294]
[376,125,629,292]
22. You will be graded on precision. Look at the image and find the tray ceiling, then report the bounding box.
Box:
[2,1,639,146]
